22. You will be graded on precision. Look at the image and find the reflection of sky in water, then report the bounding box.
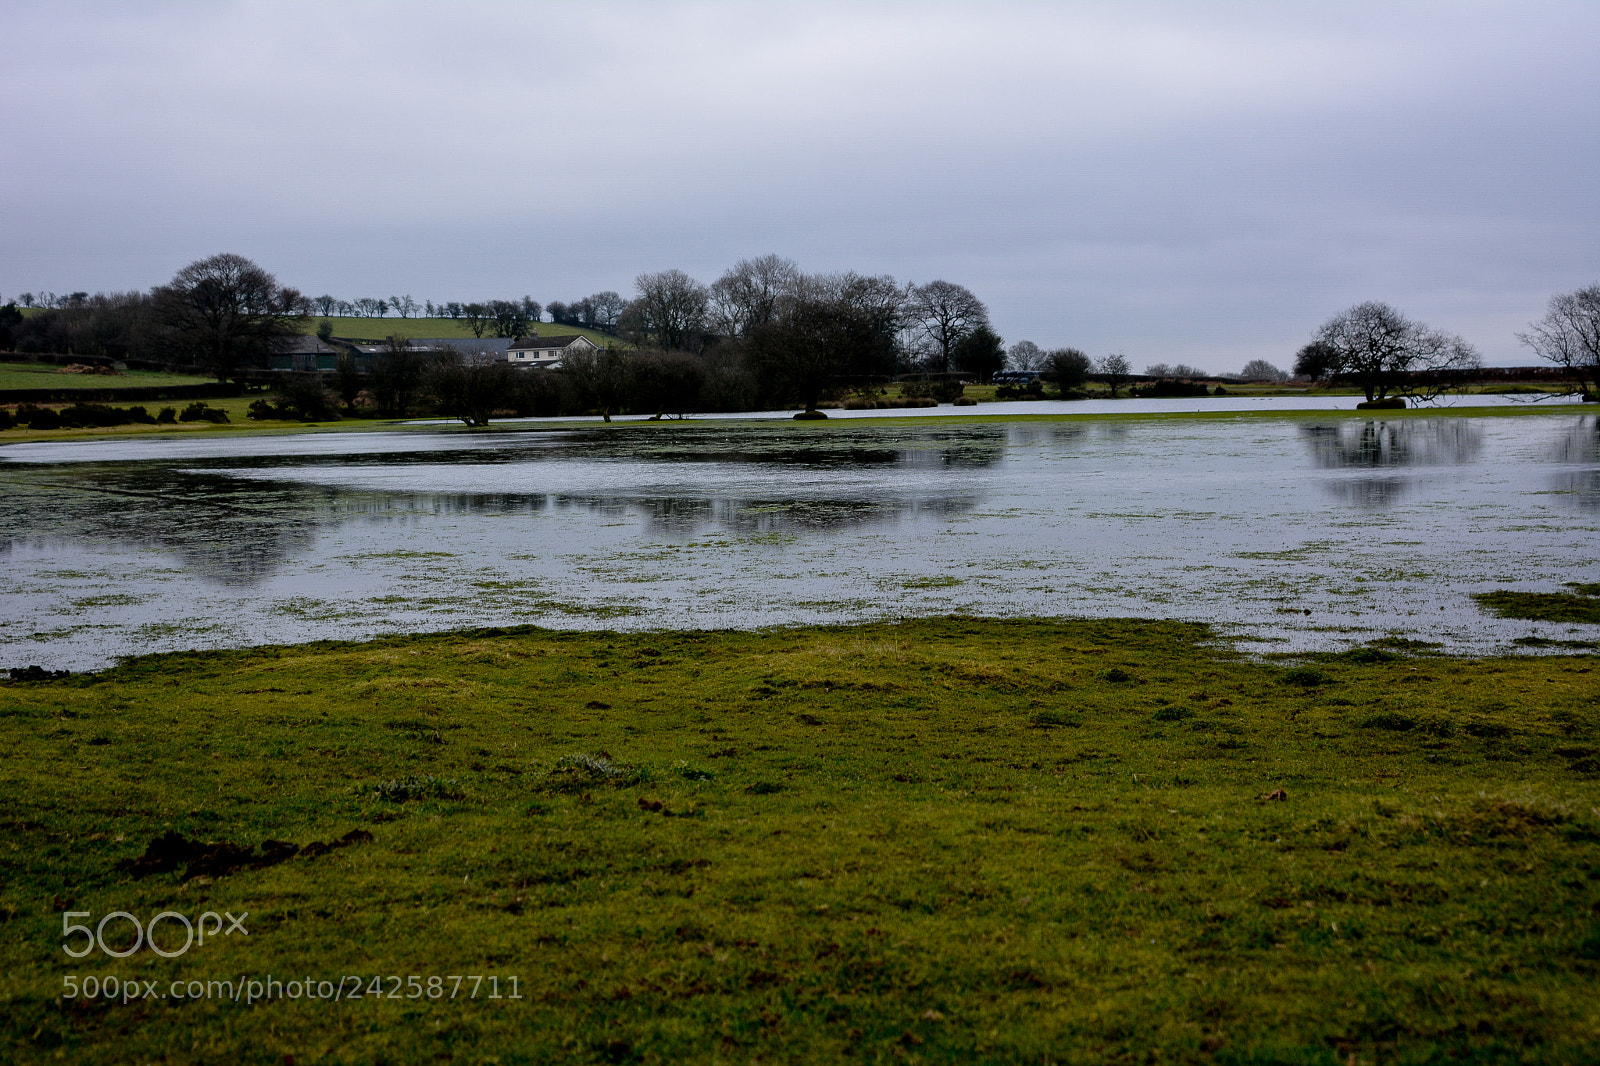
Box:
[2,414,1598,669]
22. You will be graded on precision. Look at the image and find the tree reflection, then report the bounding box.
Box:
[1550,415,1600,509]
[1301,419,1483,509]
[1301,420,1482,468]
[0,421,999,585]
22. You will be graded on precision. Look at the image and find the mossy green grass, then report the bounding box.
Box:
[1476,586,1600,625]
[2,618,1598,1063]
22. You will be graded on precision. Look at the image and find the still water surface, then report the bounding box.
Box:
[3,410,1598,669]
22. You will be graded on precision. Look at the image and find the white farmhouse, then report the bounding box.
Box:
[506,333,600,369]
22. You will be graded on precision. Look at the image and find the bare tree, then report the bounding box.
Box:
[631,350,706,418]
[1312,301,1480,403]
[462,303,490,338]
[427,350,518,427]
[391,295,418,319]
[588,291,627,334]
[836,272,904,340]
[369,335,427,417]
[1519,283,1600,398]
[1097,353,1133,395]
[488,299,532,338]
[151,253,307,380]
[625,269,709,351]
[1008,340,1045,371]
[1238,359,1289,382]
[905,280,988,373]
[744,283,901,413]
[574,297,598,330]
[562,346,633,421]
[313,294,338,317]
[709,254,802,337]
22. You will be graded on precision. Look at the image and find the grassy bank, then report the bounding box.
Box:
[2,618,1597,1063]
[1,389,1585,447]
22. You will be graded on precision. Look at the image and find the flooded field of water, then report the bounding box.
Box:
[2,409,1598,670]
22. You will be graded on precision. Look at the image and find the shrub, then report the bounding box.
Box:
[156,407,177,423]
[996,380,1045,400]
[56,403,154,428]
[0,407,14,430]
[16,404,60,429]
[1132,379,1210,398]
[271,375,341,421]
[1281,667,1328,687]
[178,402,229,423]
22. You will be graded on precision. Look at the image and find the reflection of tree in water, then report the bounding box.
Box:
[1,419,999,584]
[639,494,977,534]
[1302,419,1483,509]
[1319,477,1412,509]
[0,466,354,586]
[390,492,980,535]
[562,424,1008,471]
[1550,416,1600,509]
[1301,420,1483,468]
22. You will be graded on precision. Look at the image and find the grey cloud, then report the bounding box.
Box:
[2,1,1596,372]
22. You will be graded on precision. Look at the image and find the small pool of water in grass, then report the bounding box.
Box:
[3,410,1598,669]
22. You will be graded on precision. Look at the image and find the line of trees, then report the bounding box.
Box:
[11,256,1597,408]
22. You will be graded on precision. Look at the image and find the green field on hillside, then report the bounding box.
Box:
[303,316,618,347]
[0,362,214,391]
[2,618,1597,1063]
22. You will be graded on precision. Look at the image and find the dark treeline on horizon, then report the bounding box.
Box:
[0,254,1037,415]
[4,255,1597,417]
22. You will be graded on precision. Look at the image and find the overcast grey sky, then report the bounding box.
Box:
[4,1,1597,371]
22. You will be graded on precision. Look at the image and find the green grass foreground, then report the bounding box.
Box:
[2,619,1598,1063]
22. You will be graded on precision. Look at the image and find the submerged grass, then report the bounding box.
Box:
[1475,584,1600,624]
[1,617,1598,1063]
